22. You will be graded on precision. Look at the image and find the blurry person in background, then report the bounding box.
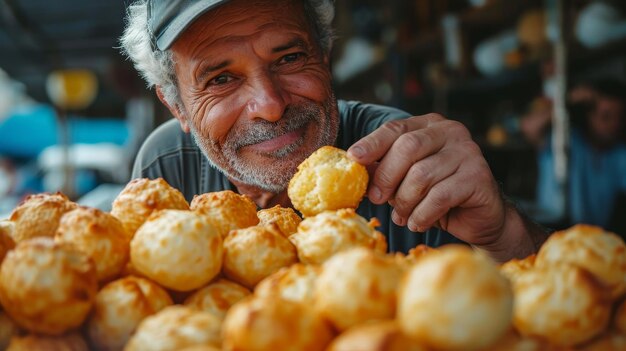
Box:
[521,78,626,231]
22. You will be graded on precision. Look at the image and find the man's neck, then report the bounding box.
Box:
[228,177,292,209]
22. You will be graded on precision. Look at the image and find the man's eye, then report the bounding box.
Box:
[280,53,304,64]
[210,75,232,85]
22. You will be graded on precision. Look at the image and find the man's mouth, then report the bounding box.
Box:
[246,126,306,154]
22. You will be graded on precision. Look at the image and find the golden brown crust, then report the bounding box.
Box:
[0,220,15,264]
[0,312,18,351]
[55,206,130,283]
[9,192,77,243]
[0,237,97,335]
[536,224,626,299]
[6,332,89,351]
[222,225,297,289]
[288,146,368,217]
[87,275,173,351]
[512,264,612,347]
[190,190,259,238]
[130,210,223,291]
[222,296,334,351]
[183,278,251,320]
[254,263,320,304]
[257,205,301,237]
[124,305,222,351]
[289,209,386,265]
[327,321,427,351]
[397,245,513,350]
[110,178,189,237]
[314,248,403,331]
[499,254,536,285]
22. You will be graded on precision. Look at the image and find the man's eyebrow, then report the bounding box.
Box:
[272,38,307,53]
[197,60,232,83]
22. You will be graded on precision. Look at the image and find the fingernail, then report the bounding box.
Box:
[392,211,405,226]
[349,145,365,159]
[370,186,382,202]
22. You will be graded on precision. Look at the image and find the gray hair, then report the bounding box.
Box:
[120,0,335,108]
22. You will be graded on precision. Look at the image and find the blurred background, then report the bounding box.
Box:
[1,0,625,234]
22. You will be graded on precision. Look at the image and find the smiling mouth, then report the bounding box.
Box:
[245,126,306,154]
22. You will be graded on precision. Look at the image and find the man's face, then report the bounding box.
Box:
[590,96,624,147]
[168,0,338,192]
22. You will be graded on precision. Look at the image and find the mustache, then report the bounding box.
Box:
[227,104,321,149]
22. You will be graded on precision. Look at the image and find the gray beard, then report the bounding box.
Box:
[189,98,338,193]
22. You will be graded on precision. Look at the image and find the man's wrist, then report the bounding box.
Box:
[474,201,550,263]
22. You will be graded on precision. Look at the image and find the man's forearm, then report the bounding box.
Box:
[474,202,551,263]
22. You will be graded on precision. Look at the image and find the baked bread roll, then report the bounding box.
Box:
[183,278,251,320]
[288,146,368,217]
[222,296,333,351]
[536,224,626,299]
[254,263,320,304]
[512,264,611,347]
[483,329,557,351]
[0,220,15,263]
[223,225,297,289]
[55,206,130,283]
[130,210,222,291]
[0,237,97,335]
[314,248,403,331]
[111,178,189,236]
[257,205,301,237]
[6,332,89,351]
[8,192,77,243]
[327,320,427,351]
[289,209,386,265]
[87,275,173,351]
[398,245,513,350]
[190,190,259,238]
[499,254,536,284]
[124,305,221,351]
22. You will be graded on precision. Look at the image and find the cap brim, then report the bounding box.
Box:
[154,0,230,50]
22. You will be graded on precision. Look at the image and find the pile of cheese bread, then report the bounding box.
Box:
[0,145,624,351]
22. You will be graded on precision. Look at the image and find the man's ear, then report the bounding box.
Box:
[156,85,190,133]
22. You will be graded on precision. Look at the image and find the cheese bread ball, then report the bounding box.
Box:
[536,224,626,299]
[254,263,320,304]
[398,245,513,351]
[87,276,173,351]
[55,207,130,283]
[124,306,221,351]
[0,312,18,350]
[223,225,297,289]
[289,209,386,265]
[257,205,301,237]
[222,296,334,351]
[0,238,97,335]
[8,192,77,243]
[130,210,222,291]
[327,321,427,351]
[315,248,403,331]
[288,146,368,217]
[183,279,251,320]
[499,254,536,284]
[190,190,259,238]
[111,178,189,236]
[512,264,611,347]
[0,221,15,263]
[6,332,89,351]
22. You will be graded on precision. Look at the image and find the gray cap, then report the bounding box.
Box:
[147,0,230,51]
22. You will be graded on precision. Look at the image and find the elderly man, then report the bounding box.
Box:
[121,0,548,262]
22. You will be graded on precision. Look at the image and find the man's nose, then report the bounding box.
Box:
[246,73,288,122]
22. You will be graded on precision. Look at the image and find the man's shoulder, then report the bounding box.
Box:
[132,119,200,177]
